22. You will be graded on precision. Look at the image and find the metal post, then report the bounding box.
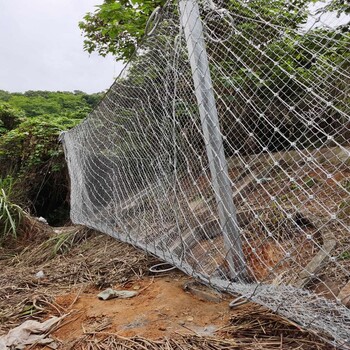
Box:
[179,0,246,279]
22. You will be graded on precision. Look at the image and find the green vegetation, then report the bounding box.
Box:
[1,0,348,231]
[338,199,350,220]
[79,0,349,63]
[45,227,92,257]
[0,176,23,243]
[339,251,350,260]
[341,178,350,191]
[304,177,319,188]
[79,0,166,61]
[0,90,103,225]
[80,0,349,165]
[0,103,24,134]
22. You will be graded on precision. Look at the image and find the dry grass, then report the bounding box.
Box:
[64,304,335,349]
[0,219,337,349]
[61,320,335,350]
[0,224,157,333]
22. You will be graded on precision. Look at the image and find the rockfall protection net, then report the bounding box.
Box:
[61,0,350,347]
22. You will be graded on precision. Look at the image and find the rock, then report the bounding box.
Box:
[97,288,137,301]
[35,270,45,279]
[192,325,217,336]
[183,281,223,303]
[36,217,48,224]
[338,281,350,307]
[295,236,336,288]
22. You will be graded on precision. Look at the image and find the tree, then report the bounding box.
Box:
[79,0,349,158]
[79,0,314,61]
[0,103,25,134]
[0,91,103,224]
[79,0,166,61]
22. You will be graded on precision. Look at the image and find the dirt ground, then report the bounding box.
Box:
[53,275,231,342]
[0,225,337,349]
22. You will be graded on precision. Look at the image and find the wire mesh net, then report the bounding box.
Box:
[61,0,350,347]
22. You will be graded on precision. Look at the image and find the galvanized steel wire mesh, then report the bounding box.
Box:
[62,0,350,347]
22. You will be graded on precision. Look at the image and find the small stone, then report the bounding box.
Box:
[37,217,48,224]
[186,316,194,322]
[133,285,141,290]
[338,281,350,307]
[35,270,45,279]
[158,326,166,331]
[183,281,222,303]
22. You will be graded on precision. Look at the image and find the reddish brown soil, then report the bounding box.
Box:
[243,240,285,280]
[53,274,231,343]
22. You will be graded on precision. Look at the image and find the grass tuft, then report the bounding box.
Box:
[0,177,23,244]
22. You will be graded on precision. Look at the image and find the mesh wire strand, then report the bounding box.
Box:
[62,0,350,347]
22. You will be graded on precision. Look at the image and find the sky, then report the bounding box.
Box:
[0,1,348,94]
[306,1,350,31]
[0,0,125,94]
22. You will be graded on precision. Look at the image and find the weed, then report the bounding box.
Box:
[44,227,91,257]
[0,177,23,243]
[341,178,350,191]
[51,230,77,255]
[290,183,299,191]
[338,200,350,220]
[303,176,319,188]
[20,304,39,317]
[279,194,290,202]
[290,176,319,191]
[339,251,350,260]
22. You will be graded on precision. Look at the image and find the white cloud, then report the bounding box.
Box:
[0,0,124,93]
